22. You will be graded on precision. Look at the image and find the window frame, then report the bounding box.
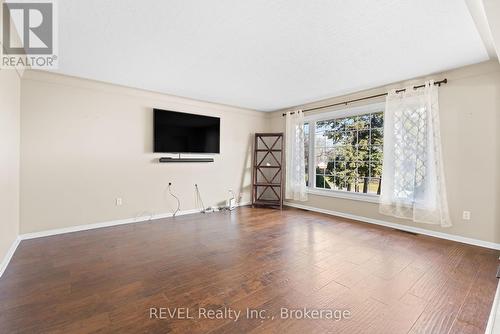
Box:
[304,102,385,203]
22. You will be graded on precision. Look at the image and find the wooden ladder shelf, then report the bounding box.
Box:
[252,133,284,209]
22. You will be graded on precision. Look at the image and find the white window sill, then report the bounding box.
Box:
[307,187,380,203]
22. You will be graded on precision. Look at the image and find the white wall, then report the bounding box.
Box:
[269,61,500,244]
[0,67,20,268]
[20,71,269,233]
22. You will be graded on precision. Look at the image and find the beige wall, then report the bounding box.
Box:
[17,61,500,244]
[0,67,20,263]
[270,61,500,244]
[20,71,268,233]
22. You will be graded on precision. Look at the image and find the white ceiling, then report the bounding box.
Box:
[51,0,490,111]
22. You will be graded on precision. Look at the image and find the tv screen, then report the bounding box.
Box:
[153,109,220,153]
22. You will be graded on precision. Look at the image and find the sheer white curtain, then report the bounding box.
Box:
[379,81,451,227]
[285,110,308,201]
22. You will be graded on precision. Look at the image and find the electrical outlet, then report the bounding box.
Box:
[116,198,123,206]
[462,211,471,220]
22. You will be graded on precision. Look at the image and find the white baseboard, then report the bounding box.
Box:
[0,236,21,278]
[19,202,251,241]
[486,280,500,334]
[19,209,198,240]
[284,202,500,250]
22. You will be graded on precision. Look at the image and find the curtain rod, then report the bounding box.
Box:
[282,78,448,116]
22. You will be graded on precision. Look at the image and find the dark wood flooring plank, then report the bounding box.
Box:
[0,207,498,334]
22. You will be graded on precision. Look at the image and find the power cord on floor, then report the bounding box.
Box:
[195,184,214,213]
[167,182,180,217]
[195,184,205,213]
[133,211,154,222]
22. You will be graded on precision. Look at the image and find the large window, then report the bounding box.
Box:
[305,104,384,197]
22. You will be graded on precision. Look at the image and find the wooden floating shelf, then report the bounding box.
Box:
[254,183,281,187]
[253,199,282,207]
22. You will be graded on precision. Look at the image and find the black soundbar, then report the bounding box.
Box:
[159,157,214,163]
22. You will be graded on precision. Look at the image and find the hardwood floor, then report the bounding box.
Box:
[0,207,498,333]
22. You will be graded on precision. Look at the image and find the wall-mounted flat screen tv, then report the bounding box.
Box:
[153,109,220,153]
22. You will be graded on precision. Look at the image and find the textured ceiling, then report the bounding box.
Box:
[51,0,489,111]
